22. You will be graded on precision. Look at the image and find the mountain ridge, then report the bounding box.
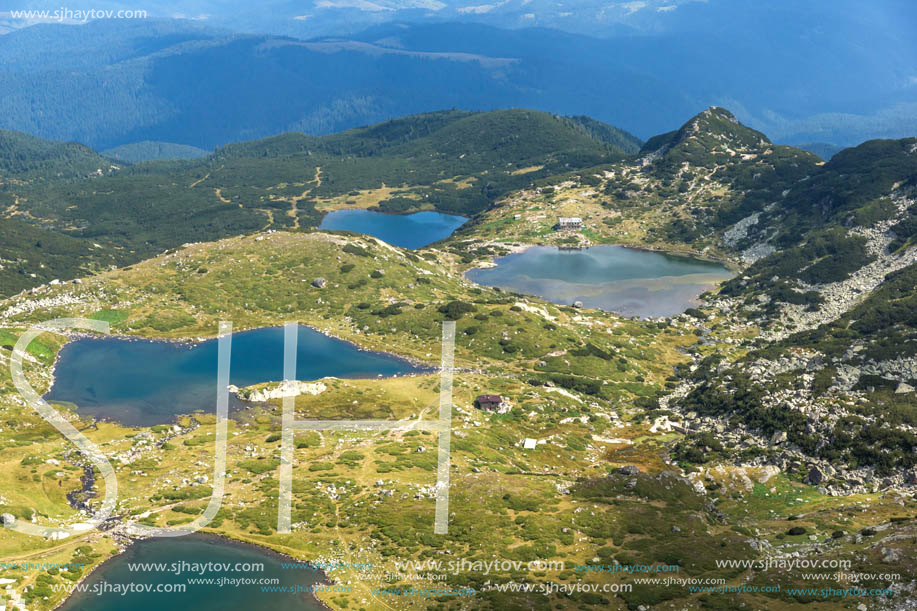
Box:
[0,107,635,295]
[1,17,914,149]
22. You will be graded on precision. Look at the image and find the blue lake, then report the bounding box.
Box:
[318,209,466,249]
[466,245,734,318]
[57,534,325,611]
[46,326,422,426]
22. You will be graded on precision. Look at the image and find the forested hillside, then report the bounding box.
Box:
[101,141,210,162]
[1,14,915,150]
[0,129,111,178]
[0,108,634,295]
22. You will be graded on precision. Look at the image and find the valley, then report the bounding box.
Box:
[0,107,915,610]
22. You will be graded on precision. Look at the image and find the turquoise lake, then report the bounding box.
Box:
[318,209,466,248]
[45,326,422,426]
[466,245,734,318]
[57,535,325,610]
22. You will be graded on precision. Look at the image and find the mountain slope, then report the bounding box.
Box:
[1,14,915,149]
[0,108,634,296]
[2,106,917,609]
[101,141,210,162]
[445,108,917,487]
[0,129,112,178]
[668,138,917,488]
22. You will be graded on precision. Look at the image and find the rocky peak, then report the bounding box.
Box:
[639,106,771,164]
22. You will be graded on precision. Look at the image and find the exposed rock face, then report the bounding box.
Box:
[242,381,327,402]
[743,195,917,342]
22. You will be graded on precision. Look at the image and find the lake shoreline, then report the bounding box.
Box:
[618,243,743,273]
[51,531,333,611]
[44,323,434,428]
[319,209,468,250]
[471,240,742,272]
[57,320,435,371]
[464,242,736,319]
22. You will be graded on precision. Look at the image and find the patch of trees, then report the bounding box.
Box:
[569,342,615,360]
[528,373,602,396]
[437,300,477,319]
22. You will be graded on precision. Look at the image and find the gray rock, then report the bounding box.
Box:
[881,547,901,563]
[619,465,640,476]
[806,466,826,485]
[572,301,583,308]
[312,277,327,288]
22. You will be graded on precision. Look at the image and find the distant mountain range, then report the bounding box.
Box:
[3,0,915,44]
[794,143,845,161]
[0,3,915,152]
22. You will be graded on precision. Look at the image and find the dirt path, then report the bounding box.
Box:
[259,209,275,231]
[0,535,93,562]
[215,188,237,205]
[287,167,324,230]
[189,172,210,188]
[287,198,300,230]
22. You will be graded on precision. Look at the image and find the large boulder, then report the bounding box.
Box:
[770,431,787,445]
[806,466,826,485]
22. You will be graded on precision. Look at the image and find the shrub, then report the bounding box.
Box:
[437,301,477,319]
[343,244,371,257]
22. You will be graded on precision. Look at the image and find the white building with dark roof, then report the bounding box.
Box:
[557,217,582,230]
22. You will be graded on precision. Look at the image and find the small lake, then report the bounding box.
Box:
[318,209,466,249]
[46,326,422,426]
[58,534,325,611]
[466,245,734,318]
